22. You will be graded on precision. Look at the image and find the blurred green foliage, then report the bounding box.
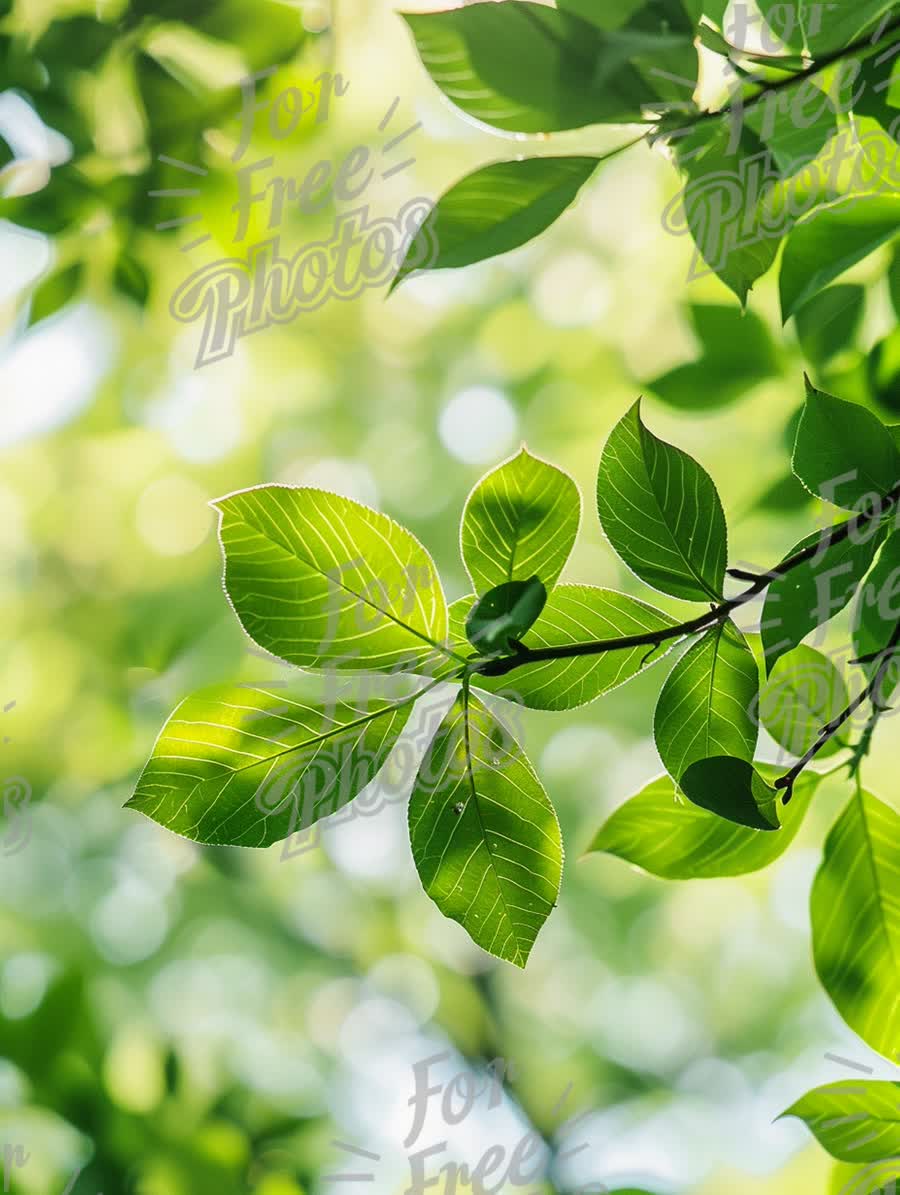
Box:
[0,0,898,1193]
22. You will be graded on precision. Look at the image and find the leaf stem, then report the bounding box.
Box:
[472,481,900,680]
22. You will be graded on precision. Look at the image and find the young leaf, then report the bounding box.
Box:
[212,486,453,675]
[465,577,547,656]
[597,400,728,601]
[779,196,900,322]
[461,447,580,596]
[761,521,883,672]
[672,122,780,305]
[588,767,817,879]
[393,156,599,288]
[408,689,563,967]
[854,529,900,700]
[811,788,900,1059]
[679,756,781,830]
[758,645,849,758]
[793,382,900,508]
[654,621,759,783]
[449,585,677,711]
[782,1081,900,1163]
[402,2,682,133]
[127,684,416,847]
[113,250,151,307]
[29,262,82,326]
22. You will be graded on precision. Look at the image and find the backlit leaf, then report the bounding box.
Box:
[393,156,599,288]
[654,621,759,782]
[402,1,691,133]
[212,486,454,675]
[597,400,728,601]
[408,689,563,967]
[811,788,900,1059]
[673,122,780,305]
[127,684,416,847]
[783,1080,900,1163]
[588,766,817,879]
[461,447,580,596]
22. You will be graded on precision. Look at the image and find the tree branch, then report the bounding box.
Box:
[472,482,900,681]
[774,619,900,801]
[688,14,900,130]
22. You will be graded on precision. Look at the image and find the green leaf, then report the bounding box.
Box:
[408,689,563,967]
[783,1080,900,1164]
[645,358,760,411]
[744,78,838,176]
[753,0,806,50]
[597,399,728,601]
[753,472,815,514]
[758,645,849,757]
[588,766,817,879]
[854,528,900,701]
[461,447,580,596]
[402,1,689,133]
[854,29,900,144]
[806,1,898,55]
[212,486,453,675]
[679,756,782,830]
[393,156,599,288]
[127,684,415,846]
[793,381,900,508]
[449,585,677,711]
[113,250,150,307]
[830,1159,900,1195]
[654,621,759,782]
[691,303,776,367]
[780,196,900,322]
[868,327,900,414]
[811,788,900,1059]
[647,304,776,410]
[794,285,865,368]
[28,262,83,326]
[761,521,883,671]
[465,578,547,656]
[673,122,780,305]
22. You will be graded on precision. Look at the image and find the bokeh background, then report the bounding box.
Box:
[1,0,899,1192]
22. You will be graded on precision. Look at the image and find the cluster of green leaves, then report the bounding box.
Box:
[130,380,896,951]
[1,0,311,320]
[129,377,900,1182]
[395,0,900,322]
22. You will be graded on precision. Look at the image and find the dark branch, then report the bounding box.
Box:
[472,480,900,681]
[774,619,900,801]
